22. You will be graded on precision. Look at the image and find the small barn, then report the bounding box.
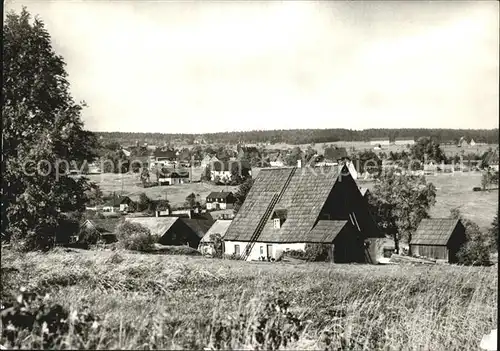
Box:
[102,196,134,213]
[198,219,232,255]
[125,216,213,248]
[410,219,466,263]
[80,218,122,243]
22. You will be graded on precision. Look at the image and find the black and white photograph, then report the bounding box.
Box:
[1,0,498,350]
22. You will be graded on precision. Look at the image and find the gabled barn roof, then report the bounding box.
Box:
[179,218,215,239]
[224,166,345,243]
[200,220,232,243]
[411,219,463,246]
[83,218,122,234]
[124,217,178,237]
[324,147,348,162]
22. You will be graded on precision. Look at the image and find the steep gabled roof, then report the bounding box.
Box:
[324,147,348,162]
[200,220,232,243]
[206,192,234,200]
[411,219,462,246]
[179,218,215,239]
[83,218,122,234]
[124,217,178,237]
[224,166,342,243]
[308,220,348,243]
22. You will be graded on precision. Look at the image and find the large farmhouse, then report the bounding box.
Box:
[223,164,383,263]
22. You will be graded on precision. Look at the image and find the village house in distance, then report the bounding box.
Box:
[223,162,384,263]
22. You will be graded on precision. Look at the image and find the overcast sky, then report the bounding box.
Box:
[5,0,499,133]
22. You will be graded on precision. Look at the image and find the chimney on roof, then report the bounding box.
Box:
[297,159,302,168]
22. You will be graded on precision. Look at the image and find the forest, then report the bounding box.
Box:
[95,128,499,146]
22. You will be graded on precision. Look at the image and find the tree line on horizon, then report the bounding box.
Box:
[95,128,499,146]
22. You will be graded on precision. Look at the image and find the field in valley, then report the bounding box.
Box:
[88,170,498,229]
[262,141,496,157]
[357,173,498,230]
[85,172,238,207]
[1,249,497,350]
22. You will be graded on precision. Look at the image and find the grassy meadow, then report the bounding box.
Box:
[1,248,497,350]
[85,172,238,207]
[261,141,496,158]
[357,173,498,230]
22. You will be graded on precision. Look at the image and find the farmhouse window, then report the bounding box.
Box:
[260,246,264,255]
[235,244,240,255]
[273,218,281,229]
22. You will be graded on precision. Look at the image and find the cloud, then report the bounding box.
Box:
[5,0,499,132]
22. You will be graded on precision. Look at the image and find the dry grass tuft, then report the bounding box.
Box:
[1,249,497,350]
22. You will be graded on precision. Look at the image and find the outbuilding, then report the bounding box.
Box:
[410,218,466,263]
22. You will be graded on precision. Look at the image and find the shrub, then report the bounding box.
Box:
[208,291,304,350]
[78,227,100,246]
[223,253,241,260]
[116,221,155,252]
[153,245,201,256]
[1,288,102,349]
[456,241,491,266]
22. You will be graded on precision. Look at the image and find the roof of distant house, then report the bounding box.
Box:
[179,218,215,239]
[211,161,251,172]
[124,217,178,237]
[411,219,463,246]
[82,218,122,234]
[324,147,348,161]
[206,192,234,200]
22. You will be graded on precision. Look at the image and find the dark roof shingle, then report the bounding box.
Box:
[411,219,462,245]
[224,166,342,243]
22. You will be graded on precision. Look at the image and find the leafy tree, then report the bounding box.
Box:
[2,8,98,250]
[202,165,211,182]
[86,183,104,207]
[411,137,446,164]
[234,178,254,213]
[156,199,171,212]
[285,147,303,166]
[208,233,224,258]
[450,209,491,265]
[140,168,150,187]
[352,150,381,175]
[116,221,155,252]
[368,170,437,254]
[137,193,154,213]
[185,193,197,209]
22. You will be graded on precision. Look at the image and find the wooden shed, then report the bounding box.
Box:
[410,219,466,263]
